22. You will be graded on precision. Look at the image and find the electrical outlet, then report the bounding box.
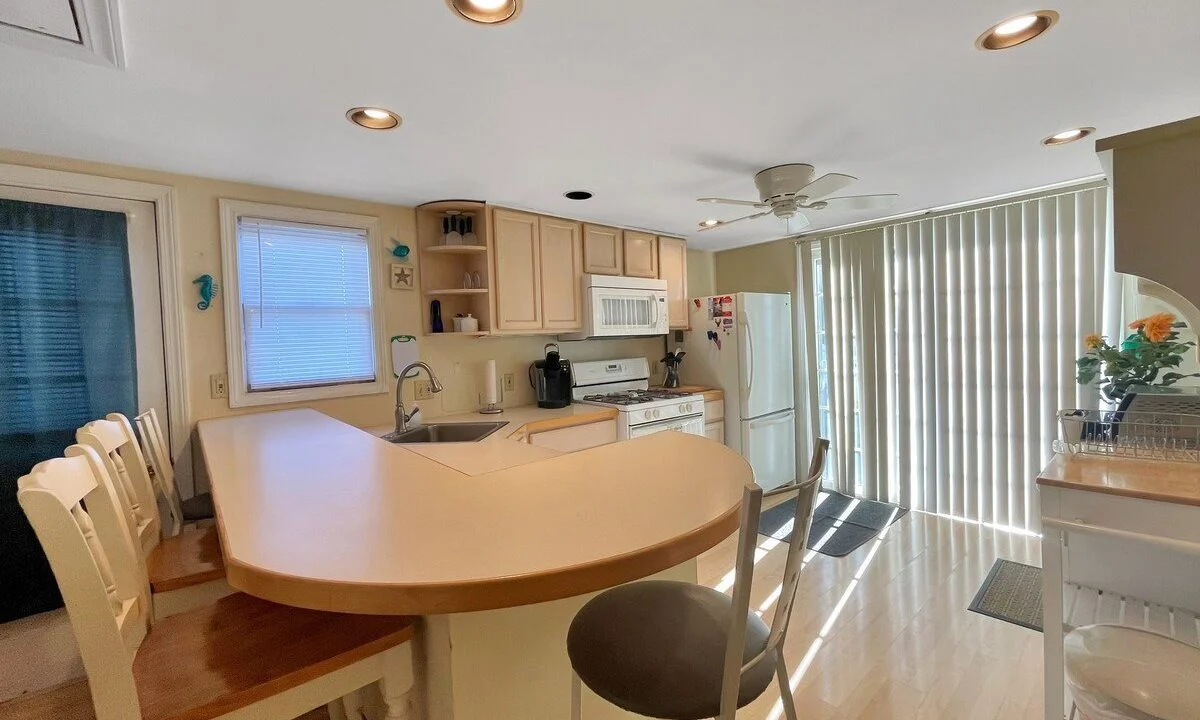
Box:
[502,373,515,393]
[210,373,228,399]
[414,380,435,400]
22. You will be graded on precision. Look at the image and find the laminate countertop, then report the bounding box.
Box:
[1037,452,1200,507]
[196,408,750,615]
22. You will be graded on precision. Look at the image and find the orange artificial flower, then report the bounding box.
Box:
[1142,312,1176,343]
[1129,319,1145,330]
[1084,333,1103,350]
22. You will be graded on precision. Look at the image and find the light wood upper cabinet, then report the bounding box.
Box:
[623,230,658,278]
[538,217,584,330]
[657,236,688,328]
[492,209,543,331]
[583,224,623,275]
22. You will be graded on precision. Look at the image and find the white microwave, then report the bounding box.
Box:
[560,274,670,340]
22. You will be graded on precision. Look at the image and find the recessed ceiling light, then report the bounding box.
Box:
[1042,126,1095,146]
[700,219,720,227]
[346,107,401,130]
[564,190,593,200]
[445,0,522,25]
[976,10,1059,50]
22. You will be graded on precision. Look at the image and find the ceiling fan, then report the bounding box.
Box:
[697,163,899,232]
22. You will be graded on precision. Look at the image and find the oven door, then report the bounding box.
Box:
[587,286,669,337]
[627,413,706,439]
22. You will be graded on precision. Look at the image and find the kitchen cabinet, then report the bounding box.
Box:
[528,420,617,452]
[492,208,543,331]
[583,224,623,275]
[704,398,725,445]
[704,421,725,445]
[657,236,688,328]
[623,230,658,278]
[538,217,584,331]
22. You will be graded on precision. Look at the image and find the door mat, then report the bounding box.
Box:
[758,491,908,557]
[968,558,1043,632]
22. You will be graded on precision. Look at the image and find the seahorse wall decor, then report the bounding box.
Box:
[193,274,217,310]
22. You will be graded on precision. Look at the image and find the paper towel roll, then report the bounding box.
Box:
[484,359,498,405]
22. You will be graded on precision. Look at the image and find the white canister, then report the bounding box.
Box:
[460,314,479,333]
[452,317,464,333]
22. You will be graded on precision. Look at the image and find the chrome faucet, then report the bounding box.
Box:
[395,361,444,433]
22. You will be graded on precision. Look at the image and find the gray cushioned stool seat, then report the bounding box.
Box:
[181,492,214,522]
[567,580,777,720]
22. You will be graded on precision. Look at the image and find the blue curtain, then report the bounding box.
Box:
[0,198,138,623]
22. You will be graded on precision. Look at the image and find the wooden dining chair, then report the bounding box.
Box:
[567,438,829,720]
[76,415,228,618]
[134,408,214,536]
[18,446,418,720]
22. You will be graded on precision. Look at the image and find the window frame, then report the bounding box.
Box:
[219,199,388,408]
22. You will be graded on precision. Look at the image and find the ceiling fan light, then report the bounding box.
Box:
[1042,126,1095,146]
[976,10,1059,50]
[700,219,720,227]
[445,0,522,25]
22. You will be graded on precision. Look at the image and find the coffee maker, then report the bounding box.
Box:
[529,343,573,409]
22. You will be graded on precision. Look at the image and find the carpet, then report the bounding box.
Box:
[969,558,1043,632]
[758,491,908,557]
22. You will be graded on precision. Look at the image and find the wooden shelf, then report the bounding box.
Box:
[424,245,489,255]
[426,288,489,296]
[425,331,490,338]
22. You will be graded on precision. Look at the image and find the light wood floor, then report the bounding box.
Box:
[0,511,1043,720]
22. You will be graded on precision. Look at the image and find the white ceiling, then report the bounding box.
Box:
[2,0,1199,250]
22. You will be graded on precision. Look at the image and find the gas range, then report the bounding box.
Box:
[572,358,705,439]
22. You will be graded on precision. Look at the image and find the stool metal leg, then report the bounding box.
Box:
[775,656,798,720]
[571,669,582,720]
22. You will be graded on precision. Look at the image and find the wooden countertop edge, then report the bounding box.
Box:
[1036,476,1200,507]
[220,503,740,615]
[516,408,619,437]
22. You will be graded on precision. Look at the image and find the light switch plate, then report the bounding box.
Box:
[210,373,228,399]
[502,373,515,393]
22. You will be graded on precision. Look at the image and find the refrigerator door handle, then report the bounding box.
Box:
[740,310,755,397]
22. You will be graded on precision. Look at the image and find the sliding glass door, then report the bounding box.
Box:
[0,187,166,622]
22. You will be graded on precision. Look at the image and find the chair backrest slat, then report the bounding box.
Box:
[18,447,148,720]
[78,415,161,555]
[717,438,829,720]
[134,408,183,536]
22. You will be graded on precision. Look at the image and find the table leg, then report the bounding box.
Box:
[1042,526,1065,720]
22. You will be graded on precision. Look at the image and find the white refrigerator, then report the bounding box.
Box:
[682,293,796,490]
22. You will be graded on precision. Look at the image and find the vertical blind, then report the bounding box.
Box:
[0,197,138,622]
[236,217,377,392]
[798,186,1122,531]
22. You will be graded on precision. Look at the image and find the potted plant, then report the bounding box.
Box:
[1077,312,1200,404]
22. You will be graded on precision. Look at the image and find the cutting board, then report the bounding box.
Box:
[391,335,420,378]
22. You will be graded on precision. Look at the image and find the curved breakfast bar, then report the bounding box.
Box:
[197,408,751,719]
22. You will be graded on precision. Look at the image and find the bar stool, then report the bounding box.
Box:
[76,414,228,618]
[1065,624,1200,720]
[567,439,829,720]
[17,446,417,720]
[133,408,214,535]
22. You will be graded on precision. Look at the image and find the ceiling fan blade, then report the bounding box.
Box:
[697,210,772,231]
[820,194,900,211]
[795,173,857,201]
[697,197,768,208]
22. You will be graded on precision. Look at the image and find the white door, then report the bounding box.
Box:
[739,293,794,419]
[741,409,797,490]
[0,187,168,425]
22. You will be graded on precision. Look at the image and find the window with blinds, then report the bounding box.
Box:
[234,215,378,394]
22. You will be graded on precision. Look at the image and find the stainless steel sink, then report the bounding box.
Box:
[383,421,509,444]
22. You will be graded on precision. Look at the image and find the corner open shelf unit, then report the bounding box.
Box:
[416,200,493,336]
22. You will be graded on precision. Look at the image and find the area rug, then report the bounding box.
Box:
[758,491,908,557]
[969,558,1043,632]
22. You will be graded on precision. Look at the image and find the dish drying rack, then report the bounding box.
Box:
[1057,407,1200,463]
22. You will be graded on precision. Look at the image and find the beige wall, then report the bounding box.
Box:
[0,148,665,431]
[713,237,796,295]
[686,248,716,297]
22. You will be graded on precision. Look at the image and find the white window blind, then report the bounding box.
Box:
[798,185,1123,532]
[236,216,377,392]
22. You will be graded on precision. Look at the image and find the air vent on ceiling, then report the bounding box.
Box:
[0,0,125,68]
